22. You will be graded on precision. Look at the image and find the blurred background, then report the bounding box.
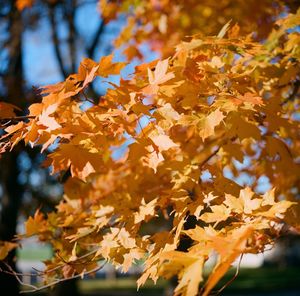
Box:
[0,1,299,295]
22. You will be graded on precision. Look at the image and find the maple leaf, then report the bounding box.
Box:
[97,54,126,77]
[0,102,20,119]
[160,251,204,296]
[0,241,18,260]
[224,187,261,215]
[199,109,225,141]
[239,187,261,214]
[97,237,119,259]
[1,6,300,295]
[236,92,264,106]
[122,248,144,273]
[150,134,179,152]
[25,210,47,236]
[118,228,136,249]
[145,151,164,173]
[49,144,104,181]
[78,59,100,89]
[203,226,254,296]
[261,188,276,206]
[141,133,178,173]
[38,103,61,131]
[144,59,175,94]
[224,193,244,214]
[200,204,231,224]
[256,200,295,219]
[134,198,158,223]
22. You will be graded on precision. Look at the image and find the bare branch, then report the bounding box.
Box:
[0,259,106,294]
[48,5,69,78]
[64,0,77,73]
[211,253,243,296]
[0,115,35,121]
[87,20,105,58]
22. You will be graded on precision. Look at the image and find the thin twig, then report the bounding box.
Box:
[65,0,77,73]
[87,20,105,58]
[1,260,106,293]
[0,115,35,121]
[48,5,69,78]
[81,90,95,104]
[211,253,244,296]
[20,263,106,293]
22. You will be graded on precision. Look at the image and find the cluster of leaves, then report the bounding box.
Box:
[1,3,300,296]
[99,0,289,58]
[16,0,294,58]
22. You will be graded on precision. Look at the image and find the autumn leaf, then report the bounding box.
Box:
[122,248,144,273]
[1,6,300,295]
[199,109,225,141]
[200,204,231,224]
[203,226,253,296]
[0,102,20,119]
[97,54,126,77]
[134,198,158,223]
[25,210,47,236]
[236,92,263,106]
[16,0,33,11]
[150,134,179,152]
[38,103,61,131]
[159,251,205,296]
[144,59,175,94]
[217,20,232,38]
[0,241,18,260]
[49,144,105,181]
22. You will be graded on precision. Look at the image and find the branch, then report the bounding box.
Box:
[211,254,243,296]
[48,5,69,78]
[64,0,77,73]
[87,20,105,58]
[21,264,105,293]
[0,115,35,121]
[0,259,106,294]
[81,90,95,104]
[195,134,233,169]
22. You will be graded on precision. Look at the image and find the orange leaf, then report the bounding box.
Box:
[0,241,18,260]
[203,226,253,296]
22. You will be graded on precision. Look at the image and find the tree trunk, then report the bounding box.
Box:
[0,151,23,295]
[0,2,24,294]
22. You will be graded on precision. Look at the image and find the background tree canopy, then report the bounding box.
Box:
[0,1,299,295]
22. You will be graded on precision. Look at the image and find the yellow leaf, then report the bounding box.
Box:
[160,251,204,296]
[97,54,126,77]
[200,204,231,224]
[25,210,47,236]
[203,226,253,296]
[144,59,175,94]
[199,109,225,141]
[134,198,158,223]
[240,187,261,214]
[175,258,204,296]
[0,241,18,260]
[150,134,179,152]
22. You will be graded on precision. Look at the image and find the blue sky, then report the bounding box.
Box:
[23,2,158,92]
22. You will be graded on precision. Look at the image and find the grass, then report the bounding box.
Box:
[21,264,300,295]
[212,266,300,293]
[79,266,300,294]
[79,277,167,292]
